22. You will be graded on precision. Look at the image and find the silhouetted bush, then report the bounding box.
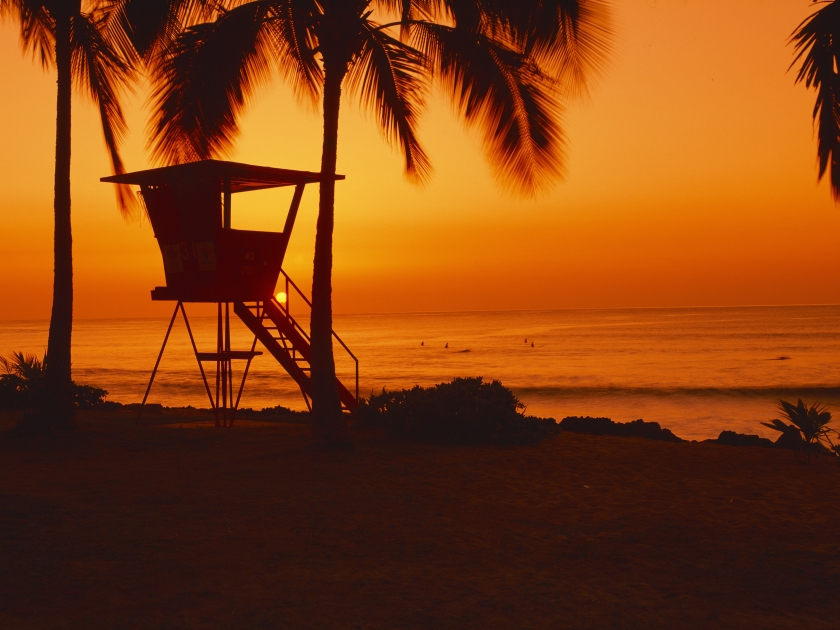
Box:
[559,416,683,442]
[357,377,558,445]
[73,384,109,410]
[0,351,110,411]
[236,405,310,423]
[0,352,45,411]
[0,373,25,410]
[123,403,162,414]
[713,430,775,448]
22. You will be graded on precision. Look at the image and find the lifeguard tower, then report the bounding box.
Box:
[102,160,358,426]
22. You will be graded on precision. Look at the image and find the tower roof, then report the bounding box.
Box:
[101,159,344,193]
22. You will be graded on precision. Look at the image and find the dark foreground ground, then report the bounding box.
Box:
[1,409,839,629]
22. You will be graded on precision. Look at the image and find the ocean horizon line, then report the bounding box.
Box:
[3,302,840,323]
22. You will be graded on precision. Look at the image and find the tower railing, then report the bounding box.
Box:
[276,269,359,405]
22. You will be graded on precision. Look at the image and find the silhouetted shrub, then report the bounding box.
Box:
[236,405,310,423]
[124,403,162,414]
[73,384,109,409]
[0,351,110,410]
[0,352,45,411]
[0,373,25,410]
[559,416,683,442]
[357,377,558,445]
[713,430,775,448]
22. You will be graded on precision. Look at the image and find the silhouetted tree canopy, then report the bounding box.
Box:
[148,0,611,195]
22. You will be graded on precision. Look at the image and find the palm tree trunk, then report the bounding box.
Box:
[310,62,349,444]
[44,9,75,429]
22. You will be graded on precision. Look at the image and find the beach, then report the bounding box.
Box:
[1,409,838,628]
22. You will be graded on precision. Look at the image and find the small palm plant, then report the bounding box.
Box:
[0,351,47,411]
[1,351,108,414]
[762,399,837,459]
[0,351,46,382]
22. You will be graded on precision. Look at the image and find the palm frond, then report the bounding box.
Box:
[791,0,840,201]
[112,0,218,60]
[148,1,277,164]
[266,0,322,107]
[0,0,55,69]
[374,0,436,38]
[761,418,793,433]
[374,0,415,18]
[72,8,138,216]
[474,0,611,92]
[0,351,46,381]
[414,20,566,195]
[775,398,834,446]
[346,22,432,182]
[522,0,611,95]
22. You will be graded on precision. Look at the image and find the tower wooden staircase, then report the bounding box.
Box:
[234,270,358,413]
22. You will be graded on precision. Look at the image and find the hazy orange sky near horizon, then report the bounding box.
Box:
[0,0,838,320]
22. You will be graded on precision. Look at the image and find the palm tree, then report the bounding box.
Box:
[0,0,209,429]
[147,0,611,444]
[791,0,840,200]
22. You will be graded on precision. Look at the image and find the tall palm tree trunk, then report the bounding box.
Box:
[44,8,75,429]
[310,62,348,444]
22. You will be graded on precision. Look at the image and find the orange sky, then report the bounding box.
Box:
[0,0,838,319]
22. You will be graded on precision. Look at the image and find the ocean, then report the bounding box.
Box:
[2,305,839,441]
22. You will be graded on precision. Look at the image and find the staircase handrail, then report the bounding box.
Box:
[279,269,359,403]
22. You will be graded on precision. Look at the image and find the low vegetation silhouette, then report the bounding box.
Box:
[558,416,683,442]
[357,377,558,446]
[713,430,775,449]
[761,398,837,459]
[0,351,107,415]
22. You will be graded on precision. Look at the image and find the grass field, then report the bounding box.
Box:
[1,409,839,628]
